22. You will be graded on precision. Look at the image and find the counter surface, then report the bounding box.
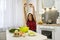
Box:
[6,30,47,40]
[38,24,60,26]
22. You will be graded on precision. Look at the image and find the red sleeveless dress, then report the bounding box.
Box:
[27,21,36,31]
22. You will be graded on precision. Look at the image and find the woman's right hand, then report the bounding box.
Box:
[24,3,27,7]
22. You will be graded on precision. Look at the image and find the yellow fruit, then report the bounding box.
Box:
[38,20,43,24]
[19,26,29,33]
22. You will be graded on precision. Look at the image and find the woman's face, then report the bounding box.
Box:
[28,14,32,21]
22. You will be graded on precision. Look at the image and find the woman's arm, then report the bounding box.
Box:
[24,4,27,23]
[30,5,36,21]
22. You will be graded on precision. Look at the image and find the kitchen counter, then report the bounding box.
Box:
[37,24,60,30]
[38,24,60,26]
[6,30,47,40]
[37,24,60,40]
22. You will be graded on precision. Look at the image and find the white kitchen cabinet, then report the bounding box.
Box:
[0,31,6,40]
[37,24,60,40]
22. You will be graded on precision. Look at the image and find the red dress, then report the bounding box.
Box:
[27,21,36,31]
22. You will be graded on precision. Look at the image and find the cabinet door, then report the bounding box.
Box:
[0,31,6,40]
[37,25,41,34]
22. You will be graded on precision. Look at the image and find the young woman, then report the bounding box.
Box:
[24,3,36,32]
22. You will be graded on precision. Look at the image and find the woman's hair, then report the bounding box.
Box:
[27,13,35,22]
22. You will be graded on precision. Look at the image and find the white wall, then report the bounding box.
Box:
[55,0,60,12]
[27,0,37,11]
[0,0,5,28]
[14,0,24,27]
[42,0,55,8]
[4,0,13,28]
[55,0,60,17]
[0,0,24,28]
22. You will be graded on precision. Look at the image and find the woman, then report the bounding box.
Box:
[24,3,36,32]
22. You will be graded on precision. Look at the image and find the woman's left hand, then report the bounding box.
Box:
[29,4,34,8]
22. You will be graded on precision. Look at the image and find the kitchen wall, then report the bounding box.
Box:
[37,0,60,13]
[27,0,37,11]
[0,0,25,29]
[8,0,25,27]
[0,0,24,40]
[36,0,60,22]
[0,0,4,28]
[55,0,60,12]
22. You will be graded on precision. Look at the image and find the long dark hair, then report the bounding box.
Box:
[27,13,35,22]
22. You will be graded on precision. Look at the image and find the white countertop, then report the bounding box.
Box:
[37,24,60,40]
[37,24,60,26]
[37,24,60,30]
[6,30,47,40]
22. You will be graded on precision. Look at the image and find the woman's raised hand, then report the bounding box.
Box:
[24,3,27,7]
[29,4,34,8]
